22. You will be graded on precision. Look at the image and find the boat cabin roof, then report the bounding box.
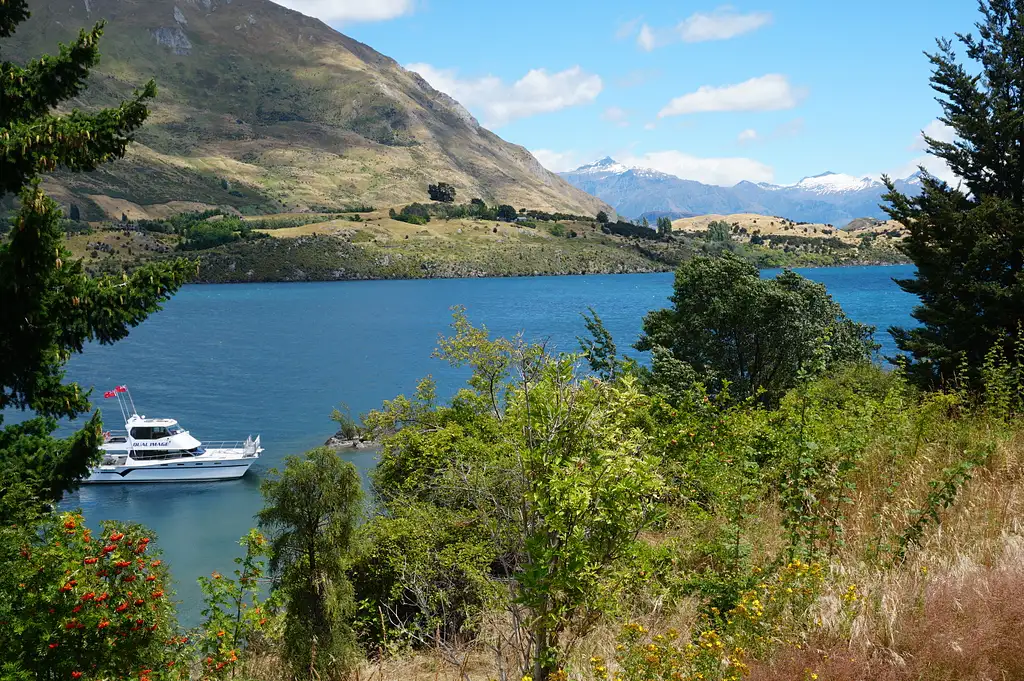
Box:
[125,415,179,426]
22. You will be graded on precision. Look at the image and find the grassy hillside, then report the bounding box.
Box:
[7,0,610,220]
[64,204,908,283]
[672,213,908,242]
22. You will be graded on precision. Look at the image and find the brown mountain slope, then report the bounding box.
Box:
[8,0,609,219]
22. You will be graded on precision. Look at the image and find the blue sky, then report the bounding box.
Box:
[278,0,976,186]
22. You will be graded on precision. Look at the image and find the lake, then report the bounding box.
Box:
[55,264,917,622]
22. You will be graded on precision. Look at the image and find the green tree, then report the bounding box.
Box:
[0,1,192,511]
[636,255,875,404]
[883,0,1024,388]
[364,309,662,680]
[496,204,517,221]
[596,210,609,224]
[427,181,456,203]
[656,215,673,237]
[68,203,81,221]
[707,220,732,242]
[258,448,362,680]
[577,306,621,380]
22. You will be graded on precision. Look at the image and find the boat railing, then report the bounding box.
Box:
[203,436,262,457]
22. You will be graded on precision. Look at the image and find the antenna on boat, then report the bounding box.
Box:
[104,385,136,424]
[119,385,138,417]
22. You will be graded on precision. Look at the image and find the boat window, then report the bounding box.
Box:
[131,449,192,461]
[149,427,170,439]
[168,425,184,435]
[130,427,152,440]
[188,446,206,456]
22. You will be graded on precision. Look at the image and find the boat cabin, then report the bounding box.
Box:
[105,415,206,461]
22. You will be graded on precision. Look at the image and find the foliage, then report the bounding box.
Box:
[329,403,362,440]
[883,0,1024,388]
[511,360,663,680]
[656,216,673,237]
[577,306,622,380]
[195,529,280,680]
[68,203,81,221]
[706,220,732,243]
[0,0,192,510]
[602,220,659,240]
[596,210,609,224]
[179,217,268,251]
[258,447,363,680]
[427,181,456,203]
[636,254,876,404]
[496,204,518,221]
[389,203,432,225]
[362,309,663,681]
[0,509,188,680]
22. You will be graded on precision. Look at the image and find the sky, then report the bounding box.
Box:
[275,0,977,187]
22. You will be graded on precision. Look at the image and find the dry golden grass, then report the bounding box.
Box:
[670,213,907,244]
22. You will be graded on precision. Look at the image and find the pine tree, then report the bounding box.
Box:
[883,0,1024,388]
[0,1,193,508]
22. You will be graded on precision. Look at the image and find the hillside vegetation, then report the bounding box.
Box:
[61,203,908,282]
[4,0,609,220]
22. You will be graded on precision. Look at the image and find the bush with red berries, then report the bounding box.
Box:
[0,511,188,680]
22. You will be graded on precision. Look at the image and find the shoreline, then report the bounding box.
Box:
[182,258,913,284]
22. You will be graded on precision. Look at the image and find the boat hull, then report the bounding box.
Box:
[83,459,255,483]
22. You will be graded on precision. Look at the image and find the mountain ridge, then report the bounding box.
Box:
[560,157,920,226]
[8,0,609,219]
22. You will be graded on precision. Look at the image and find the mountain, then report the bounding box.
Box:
[8,0,609,219]
[560,158,922,226]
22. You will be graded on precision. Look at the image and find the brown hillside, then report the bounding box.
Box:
[8,0,610,219]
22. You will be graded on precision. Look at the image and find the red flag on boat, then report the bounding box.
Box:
[115,385,127,393]
[104,391,116,398]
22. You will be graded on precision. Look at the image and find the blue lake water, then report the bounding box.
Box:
[52,264,916,622]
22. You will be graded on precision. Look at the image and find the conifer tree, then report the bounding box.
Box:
[0,0,193,507]
[883,0,1024,387]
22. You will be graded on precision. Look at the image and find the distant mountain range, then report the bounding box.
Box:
[560,157,924,226]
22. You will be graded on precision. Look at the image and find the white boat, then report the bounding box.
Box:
[83,386,262,484]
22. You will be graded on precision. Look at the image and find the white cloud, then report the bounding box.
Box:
[637,24,658,51]
[912,119,956,150]
[531,149,583,173]
[891,119,959,184]
[602,107,630,126]
[615,16,643,40]
[644,122,657,131]
[274,0,413,22]
[407,63,603,128]
[621,150,774,186]
[737,128,758,143]
[678,7,772,42]
[637,7,771,50]
[658,74,805,117]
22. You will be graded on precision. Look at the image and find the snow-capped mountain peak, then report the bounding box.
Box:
[574,156,632,175]
[790,171,883,194]
[558,160,924,227]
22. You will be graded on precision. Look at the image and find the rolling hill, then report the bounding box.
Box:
[7,0,609,219]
